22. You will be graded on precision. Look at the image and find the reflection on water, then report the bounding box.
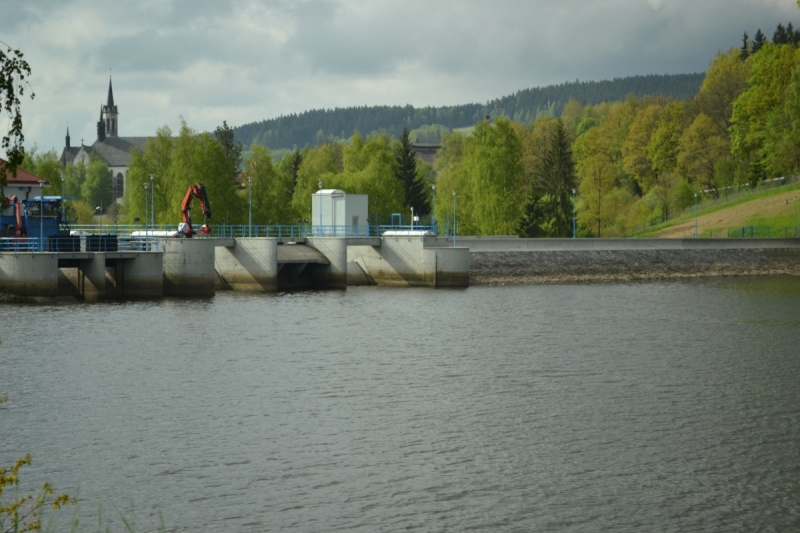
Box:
[2,277,800,532]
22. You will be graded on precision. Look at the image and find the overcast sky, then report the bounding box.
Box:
[2,0,798,155]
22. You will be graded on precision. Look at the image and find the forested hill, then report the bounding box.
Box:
[233,73,705,150]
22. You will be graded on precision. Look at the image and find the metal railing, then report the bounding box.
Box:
[0,236,167,253]
[725,226,798,238]
[67,224,439,239]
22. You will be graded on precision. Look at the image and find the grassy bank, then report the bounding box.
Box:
[633,180,800,238]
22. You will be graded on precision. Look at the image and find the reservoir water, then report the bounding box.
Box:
[2,278,800,532]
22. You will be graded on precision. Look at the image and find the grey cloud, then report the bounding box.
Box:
[6,0,800,154]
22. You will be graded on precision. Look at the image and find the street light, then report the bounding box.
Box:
[694,193,698,239]
[60,173,66,222]
[431,184,436,233]
[452,190,457,248]
[38,180,45,251]
[572,188,577,239]
[318,179,323,235]
[794,196,797,238]
[247,176,253,237]
[150,174,155,230]
[144,182,149,239]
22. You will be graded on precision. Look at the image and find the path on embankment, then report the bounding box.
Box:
[652,188,800,238]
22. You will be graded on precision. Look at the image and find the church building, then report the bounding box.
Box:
[60,78,150,202]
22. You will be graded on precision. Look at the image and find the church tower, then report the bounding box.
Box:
[96,104,106,141]
[101,76,118,138]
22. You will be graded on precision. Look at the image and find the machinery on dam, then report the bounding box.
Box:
[179,183,212,237]
[1,195,72,241]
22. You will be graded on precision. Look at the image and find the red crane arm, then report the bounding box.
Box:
[180,184,213,237]
[5,195,23,237]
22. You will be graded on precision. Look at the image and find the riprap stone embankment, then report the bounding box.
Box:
[425,237,800,285]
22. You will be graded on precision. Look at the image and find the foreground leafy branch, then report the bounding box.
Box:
[0,41,35,183]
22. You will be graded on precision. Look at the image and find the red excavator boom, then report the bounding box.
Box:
[4,195,24,237]
[180,183,212,237]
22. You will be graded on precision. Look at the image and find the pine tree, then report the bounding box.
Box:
[395,127,431,214]
[740,32,750,60]
[541,120,577,237]
[289,151,302,190]
[753,29,767,53]
[515,185,551,237]
[787,23,800,45]
[774,23,787,45]
[213,120,243,172]
[748,158,766,187]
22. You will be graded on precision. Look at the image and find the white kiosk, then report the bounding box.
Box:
[312,189,369,236]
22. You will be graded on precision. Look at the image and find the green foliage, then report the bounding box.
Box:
[233,74,704,151]
[0,41,35,181]
[0,454,74,533]
[516,186,553,237]
[1,394,74,533]
[731,44,800,176]
[540,120,578,236]
[122,120,244,226]
[71,199,96,223]
[461,118,525,235]
[21,147,61,195]
[677,113,728,193]
[213,120,243,171]
[693,49,749,139]
[646,101,687,175]
[409,124,451,143]
[243,145,294,224]
[338,132,404,216]
[291,144,341,220]
[81,156,113,210]
[395,128,430,214]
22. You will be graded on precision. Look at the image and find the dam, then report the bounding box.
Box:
[3,229,800,301]
[0,233,471,301]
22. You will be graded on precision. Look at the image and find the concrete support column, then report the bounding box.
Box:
[122,253,163,299]
[0,252,58,297]
[422,245,470,288]
[215,238,278,292]
[80,253,109,302]
[306,237,347,289]
[163,239,217,297]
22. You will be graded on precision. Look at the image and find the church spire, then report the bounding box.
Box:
[107,76,115,109]
[97,104,106,142]
[66,126,71,149]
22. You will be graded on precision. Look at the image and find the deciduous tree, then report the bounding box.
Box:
[244,145,293,224]
[0,41,34,181]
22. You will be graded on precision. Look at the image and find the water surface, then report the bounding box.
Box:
[2,278,799,531]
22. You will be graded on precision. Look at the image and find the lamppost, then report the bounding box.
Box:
[61,172,67,227]
[318,179,323,235]
[431,184,436,233]
[38,180,45,251]
[694,193,698,239]
[794,196,797,238]
[452,190,457,248]
[411,207,414,230]
[247,176,253,237]
[144,182,149,239]
[572,188,577,239]
[150,174,155,230]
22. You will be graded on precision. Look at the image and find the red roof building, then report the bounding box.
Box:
[1,160,50,219]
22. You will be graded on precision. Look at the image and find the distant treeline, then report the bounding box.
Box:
[233,73,705,150]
